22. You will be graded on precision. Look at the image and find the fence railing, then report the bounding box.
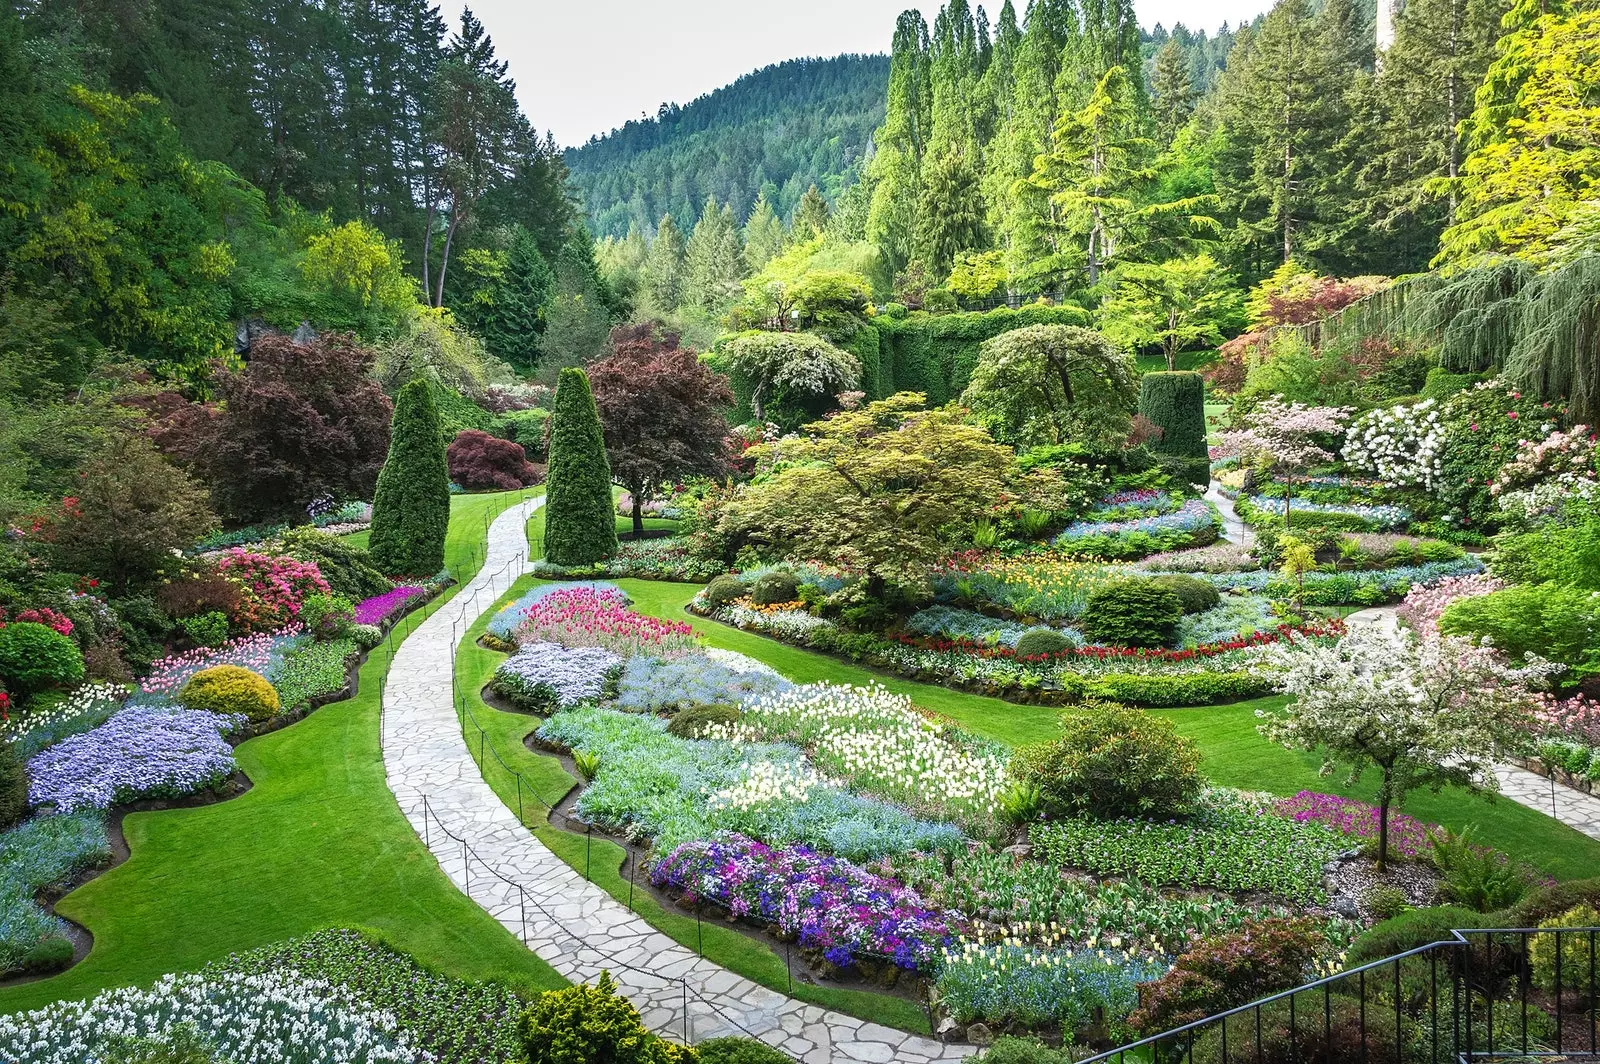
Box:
[1081,926,1600,1064]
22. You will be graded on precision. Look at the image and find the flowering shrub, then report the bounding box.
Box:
[511,586,695,658]
[0,969,420,1063]
[1274,791,1432,859]
[27,707,244,811]
[0,607,73,637]
[353,586,427,627]
[1537,695,1600,747]
[612,652,791,713]
[0,811,110,977]
[535,706,961,859]
[1028,790,1348,898]
[1344,399,1446,489]
[215,549,330,630]
[1492,424,1597,496]
[1138,543,1260,573]
[651,833,960,970]
[1396,572,1505,637]
[493,643,621,710]
[935,936,1165,1028]
[1054,499,1221,559]
[615,492,681,520]
[0,683,126,758]
[605,538,724,582]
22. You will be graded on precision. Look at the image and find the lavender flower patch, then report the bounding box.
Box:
[26,708,243,812]
[1054,498,1218,544]
[486,582,623,641]
[612,652,792,713]
[491,643,621,709]
[1245,495,1412,530]
[353,586,427,627]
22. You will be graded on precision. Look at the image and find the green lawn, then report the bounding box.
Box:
[0,488,562,1014]
[339,528,370,549]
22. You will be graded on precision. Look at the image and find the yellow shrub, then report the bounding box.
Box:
[180,664,280,723]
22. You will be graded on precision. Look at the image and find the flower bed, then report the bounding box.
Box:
[1274,791,1432,859]
[510,585,695,657]
[353,585,427,627]
[0,812,111,977]
[651,833,960,971]
[26,707,244,812]
[0,969,419,1063]
[1137,543,1261,573]
[1240,495,1412,531]
[612,651,792,713]
[1053,499,1221,560]
[606,537,725,582]
[1173,596,1276,647]
[930,553,1125,622]
[535,706,962,859]
[486,581,621,640]
[136,628,305,703]
[1027,791,1348,899]
[491,643,622,711]
[935,938,1165,1029]
[904,605,1078,649]
[272,637,358,713]
[1189,557,1485,606]
[1,683,127,758]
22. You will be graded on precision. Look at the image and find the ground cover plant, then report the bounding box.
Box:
[26,706,243,812]
[0,812,111,976]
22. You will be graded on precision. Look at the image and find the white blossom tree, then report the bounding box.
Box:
[1218,399,1348,526]
[1253,625,1556,868]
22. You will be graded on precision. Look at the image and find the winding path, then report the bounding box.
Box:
[1204,481,1254,548]
[381,499,973,1063]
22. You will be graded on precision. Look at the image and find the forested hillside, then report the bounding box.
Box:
[565,55,890,238]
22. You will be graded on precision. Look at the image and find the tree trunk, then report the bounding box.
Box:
[751,385,765,424]
[435,207,463,308]
[421,201,436,298]
[1377,786,1391,872]
[632,491,645,539]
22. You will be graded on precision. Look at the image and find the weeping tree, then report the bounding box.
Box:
[1507,255,1600,425]
[960,324,1138,449]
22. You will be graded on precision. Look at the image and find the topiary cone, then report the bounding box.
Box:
[542,367,618,566]
[369,378,451,577]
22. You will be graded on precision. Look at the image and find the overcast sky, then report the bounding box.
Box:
[445,1,1268,149]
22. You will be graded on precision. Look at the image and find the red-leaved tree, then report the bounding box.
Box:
[447,429,541,490]
[588,324,735,538]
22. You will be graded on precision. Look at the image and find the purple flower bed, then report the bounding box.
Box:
[493,642,621,707]
[26,707,244,812]
[650,833,963,971]
[1056,498,1216,543]
[354,585,427,627]
[1274,791,1432,858]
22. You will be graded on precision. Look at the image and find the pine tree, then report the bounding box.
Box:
[542,367,617,566]
[1150,39,1196,145]
[745,193,787,268]
[644,213,686,312]
[1066,0,1144,109]
[682,197,747,311]
[867,11,934,275]
[369,378,451,577]
[917,149,986,278]
[792,185,831,239]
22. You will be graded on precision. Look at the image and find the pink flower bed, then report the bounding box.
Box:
[354,586,427,627]
[216,549,329,628]
[512,586,696,658]
[1274,791,1432,858]
[138,626,304,700]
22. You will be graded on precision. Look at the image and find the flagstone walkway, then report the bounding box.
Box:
[381,498,973,1063]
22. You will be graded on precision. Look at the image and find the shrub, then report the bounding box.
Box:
[1426,826,1530,912]
[1013,628,1074,658]
[446,429,539,491]
[1139,372,1208,459]
[0,742,27,830]
[704,574,748,607]
[1347,905,1487,964]
[543,368,618,567]
[155,572,242,621]
[1365,884,1410,920]
[179,665,281,723]
[369,378,451,577]
[1081,579,1184,648]
[516,971,692,1064]
[1014,700,1202,820]
[1189,994,1402,1064]
[276,528,393,600]
[1440,582,1600,679]
[749,570,800,606]
[214,550,330,630]
[1529,904,1600,991]
[1148,573,1221,614]
[1130,918,1325,1035]
[666,704,742,738]
[694,1037,791,1064]
[177,612,229,649]
[0,623,85,697]
[979,1038,1078,1064]
[298,594,355,641]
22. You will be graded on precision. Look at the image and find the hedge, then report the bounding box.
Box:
[368,378,451,577]
[1139,372,1208,459]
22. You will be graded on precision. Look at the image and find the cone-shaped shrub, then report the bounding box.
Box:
[1139,371,1207,458]
[369,378,451,576]
[543,367,617,566]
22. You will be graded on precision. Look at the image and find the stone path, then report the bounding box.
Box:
[1204,481,1254,548]
[1342,606,1600,843]
[381,499,973,1063]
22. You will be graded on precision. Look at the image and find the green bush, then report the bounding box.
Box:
[1148,574,1221,614]
[1347,905,1487,964]
[1441,582,1600,679]
[1426,827,1530,912]
[0,741,28,830]
[1082,579,1184,648]
[1365,884,1410,921]
[1130,918,1324,1035]
[703,574,748,607]
[1014,628,1074,658]
[516,971,692,1064]
[177,611,229,649]
[666,704,741,738]
[1139,372,1208,459]
[495,408,551,456]
[0,622,85,696]
[278,528,393,599]
[1087,671,1269,705]
[1188,994,1402,1064]
[299,594,355,641]
[1157,453,1213,490]
[1529,904,1600,991]
[748,570,800,606]
[542,368,618,567]
[1014,700,1203,820]
[1500,876,1600,927]
[695,1038,791,1064]
[369,378,451,577]
[1421,366,1479,400]
[979,1038,1078,1064]
[179,664,281,723]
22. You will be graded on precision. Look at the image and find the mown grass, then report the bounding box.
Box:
[0,488,562,1014]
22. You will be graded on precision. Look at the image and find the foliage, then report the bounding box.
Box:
[1129,919,1325,1035]
[179,665,280,724]
[1014,629,1075,658]
[1346,905,1489,964]
[749,571,800,606]
[446,430,538,491]
[369,379,451,577]
[935,940,1163,1029]
[1106,258,1243,371]
[1439,582,1600,680]
[1081,579,1185,648]
[517,971,691,1064]
[1529,904,1600,992]
[0,812,110,976]
[695,1038,791,1064]
[718,330,861,426]
[1014,700,1201,820]
[1426,826,1531,912]
[0,623,85,697]
[1054,500,1221,561]
[275,529,393,601]
[543,368,618,567]
[0,743,25,831]
[1148,574,1221,615]
[268,638,356,713]
[1138,371,1209,461]
[960,325,1137,449]
[665,704,743,739]
[704,575,749,608]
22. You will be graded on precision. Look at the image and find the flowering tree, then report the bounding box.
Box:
[719,330,860,426]
[1254,625,1555,868]
[1343,399,1446,490]
[1218,399,1348,526]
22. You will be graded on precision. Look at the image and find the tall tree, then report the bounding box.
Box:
[792,185,832,239]
[745,193,787,269]
[682,197,747,312]
[867,11,934,275]
[643,214,687,312]
[1150,39,1197,145]
[542,367,617,566]
[369,377,451,577]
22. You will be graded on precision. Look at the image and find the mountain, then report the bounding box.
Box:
[565,54,889,239]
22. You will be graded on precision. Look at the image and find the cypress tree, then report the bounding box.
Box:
[542,367,618,566]
[1139,371,1209,484]
[369,378,451,577]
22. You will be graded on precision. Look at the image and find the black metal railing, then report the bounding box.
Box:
[1081,927,1600,1064]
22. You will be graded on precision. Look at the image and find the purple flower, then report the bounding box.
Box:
[26,707,243,812]
[354,586,427,627]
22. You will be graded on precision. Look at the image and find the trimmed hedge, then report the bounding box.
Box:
[369,378,451,577]
[180,664,281,723]
[543,368,618,566]
[1082,579,1184,648]
[1139,372,1208,459]
[0,623,84,697]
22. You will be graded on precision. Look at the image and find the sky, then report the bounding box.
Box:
[445,0,1269,149]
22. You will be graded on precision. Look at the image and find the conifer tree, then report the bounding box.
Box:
[867,11,934,275]
[682,197,747,311]
[918,149,987,277]
[1150,39,1196,145]
[643,214,686,312]
[542,367,617,566]
[745,193,787,268]
[369,378,451,577]
[792,185,832,239]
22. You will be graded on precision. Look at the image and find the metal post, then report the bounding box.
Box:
[520,886,528,945]
[682,981,689,1044]
[585,826,592,881]
[628,854,636,910]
